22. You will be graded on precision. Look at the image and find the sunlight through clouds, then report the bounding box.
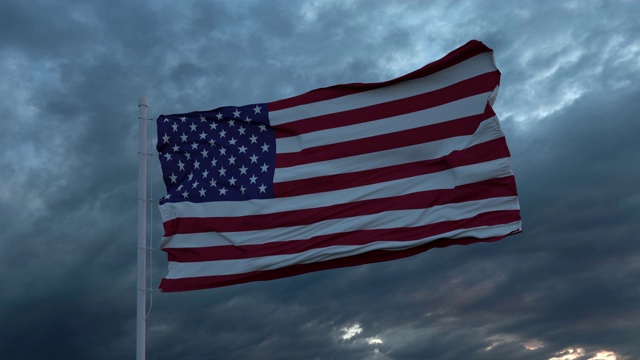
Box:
[340,324,363,340]
[523,339,544,351]
[548,348,618,360]
[589,351,617,360]
[550,348,586,360]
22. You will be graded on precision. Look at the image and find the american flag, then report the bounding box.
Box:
[156,40,521,292]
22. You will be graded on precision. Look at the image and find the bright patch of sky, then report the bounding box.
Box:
[341,324,363,340]
[549,348,618,360]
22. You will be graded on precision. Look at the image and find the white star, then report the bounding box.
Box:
[208,139,216,147]
[219,129,227,138]
[201,149,209,158]
[177,184,183,191]
[249,135,258,144]
[249,154,258,163]
[229,119,235,127]
[188,172,194,181]
[216,112,223,120]
[229,176,237,186]
[219,147,227,156]
[238,126,246,135]
[253,105,262,114]
[233,109,241,118]
[169,173,177,183]
[202,169,209,178]
[218,167,227,177]
[163,153,171,161]
[193,160,200,169]
[199,188,207,197]
[199,115,207,122]
[239,165,248,175]
[210,122,218,130]
[239,185,246,194]
[162,133,170,143]
[172,144,179,152]
[191,142,198,150]
[219,187,228,195]
[180,133,188,142]
[199,131,207,140]
[259,184,267,193]
[192,180,199,189]
[180,116,187,123]
[211,158,217,167]
[184,152,191,160]
[189,124,197,132]
[163,117,170,122]
[163,194,171,200]
[171,123,179,132]
[261,143,270,152]
[177,160,185,171]
[229,137,237,146]
[238,145,247,153]
[209,179,217,187]
[228,155,236,165]
[244,116,252,123]
[260,163,269,173]
[182,191,189,198]
[259,124,267,132]
[249,175,257,184]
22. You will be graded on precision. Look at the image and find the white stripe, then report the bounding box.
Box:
[159,157,513,221]
[274,116,503,182]
[161,196,519,249]
[276,92,492,154]
[269,53,497,126]
[164,221,521,279]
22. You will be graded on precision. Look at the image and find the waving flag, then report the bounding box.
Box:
[156,40,521,292]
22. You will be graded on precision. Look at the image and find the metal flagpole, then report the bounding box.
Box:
[137,96,148,360]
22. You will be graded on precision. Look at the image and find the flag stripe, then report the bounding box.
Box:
[268,45,495,114]
[159,231,512,292]
[274,113,503,183]
[163,192,518,248]
[162,196,519,249]
[161,195,519,250]
[276,109,492,168]
[163,176,517,236]
[275,92,492,154]
[274,137,511,197]
[166,209,520,262]
[164,221,520,280]
[160,157,513,225]
[273,71,499,140]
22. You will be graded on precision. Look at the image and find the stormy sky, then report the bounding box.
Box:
[1,1,639,359]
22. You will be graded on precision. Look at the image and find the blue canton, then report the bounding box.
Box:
[157,103,275,204]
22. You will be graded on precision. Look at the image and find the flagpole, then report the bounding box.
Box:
[137,96,148,360]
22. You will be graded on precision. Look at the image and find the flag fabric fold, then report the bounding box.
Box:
[156,40,521,292]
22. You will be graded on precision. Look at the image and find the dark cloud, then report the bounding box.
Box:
[1,0,639,359]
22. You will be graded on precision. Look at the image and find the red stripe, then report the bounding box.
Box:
[268,40,493,112]
[273,71,499,139]
[166,210,521,262]
[276,109,494,169]
[162,176,518,236]
[159,232,518,292]
[275,137,511,197]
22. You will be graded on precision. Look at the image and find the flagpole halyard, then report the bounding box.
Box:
[136,96,148,360]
